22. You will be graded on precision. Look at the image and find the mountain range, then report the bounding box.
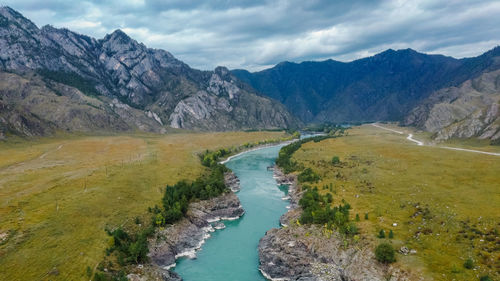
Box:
[233,47,500,142]
[0,6,298,138]
[1,6,499,142]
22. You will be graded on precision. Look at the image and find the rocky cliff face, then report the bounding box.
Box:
[405,69,500,141]
[0,7,298,137]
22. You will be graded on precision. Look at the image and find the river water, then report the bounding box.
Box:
[174,144,288,280]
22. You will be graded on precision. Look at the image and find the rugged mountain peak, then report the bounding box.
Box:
[0,6,23,20]
[0,7,299,135]
[208,67,240,99]
[214,66,229,75]
[0,6,38,32]
[213,66,233,81]
[101,29,142,54]
[371,48,422,62]
[276,61,294,68]
[104,29,133,44]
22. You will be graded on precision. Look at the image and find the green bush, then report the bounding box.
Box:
[378,229,386,238]
[161,164,228,225]
[298,188,353,234]
[375,242,396,263]
[297,168,320,183]
[479,275,493,281]
[105,226,153,265]
[331,156,340,165]
[86,266,92,277]
[388,229,394,239]
[463,258,474,269]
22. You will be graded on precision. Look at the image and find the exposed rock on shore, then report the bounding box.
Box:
[224,171,241,192]
[259,168,414,281]
[146,171,244,280]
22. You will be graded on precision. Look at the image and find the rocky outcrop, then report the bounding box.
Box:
[259,168,414,281]
[405,69,500,142]
[0,71,166,136]
[0,7,299,137]
[224,171,241,193]
[147,171,244,280]
[126,266,182,281]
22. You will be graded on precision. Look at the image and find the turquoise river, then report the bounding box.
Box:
[174,144,289,280]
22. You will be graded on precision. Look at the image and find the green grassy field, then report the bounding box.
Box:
[293,125,500,281]
[0,131,287,281]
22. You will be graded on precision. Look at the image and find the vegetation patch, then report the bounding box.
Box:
[375,242,396,263]
[299,187,357,235]
[38,69,100,97]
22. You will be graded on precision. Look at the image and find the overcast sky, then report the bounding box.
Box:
[3,0,500,71]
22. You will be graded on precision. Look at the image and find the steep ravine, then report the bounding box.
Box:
[258,168,415,281]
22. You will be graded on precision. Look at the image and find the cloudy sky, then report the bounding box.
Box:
[3,0,500,71]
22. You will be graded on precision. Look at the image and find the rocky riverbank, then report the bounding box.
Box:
[128,171,244,281]
[259,168,415,281]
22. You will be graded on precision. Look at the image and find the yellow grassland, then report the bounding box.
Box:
[0,131,286,281]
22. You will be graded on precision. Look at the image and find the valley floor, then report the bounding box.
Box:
[0,131,286,281]
[292,125,499,281]
[371,123,500,156]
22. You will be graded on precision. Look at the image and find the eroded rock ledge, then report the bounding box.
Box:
[259,168,415,281]
[133,171,244,281]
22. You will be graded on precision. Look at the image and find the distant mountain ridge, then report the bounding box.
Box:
[0,6,299,138]
[233,46,500,141]
[232,48,500,121]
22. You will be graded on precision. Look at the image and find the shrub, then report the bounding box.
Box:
[365,213,369,220]
[331,156,340,165]
[378,229,386,238]
[297,168,320,183]
[463,258,474,269]
[154,213,165,226]
[298,188,353,233]
[345,223,359,235]
[86,266,92,277]
[375,242,396,263]
[480,275,493,281]
[388,229,394,239]
[355,214,360,222]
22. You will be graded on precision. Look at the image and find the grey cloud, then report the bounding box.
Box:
[2,0,500,71]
